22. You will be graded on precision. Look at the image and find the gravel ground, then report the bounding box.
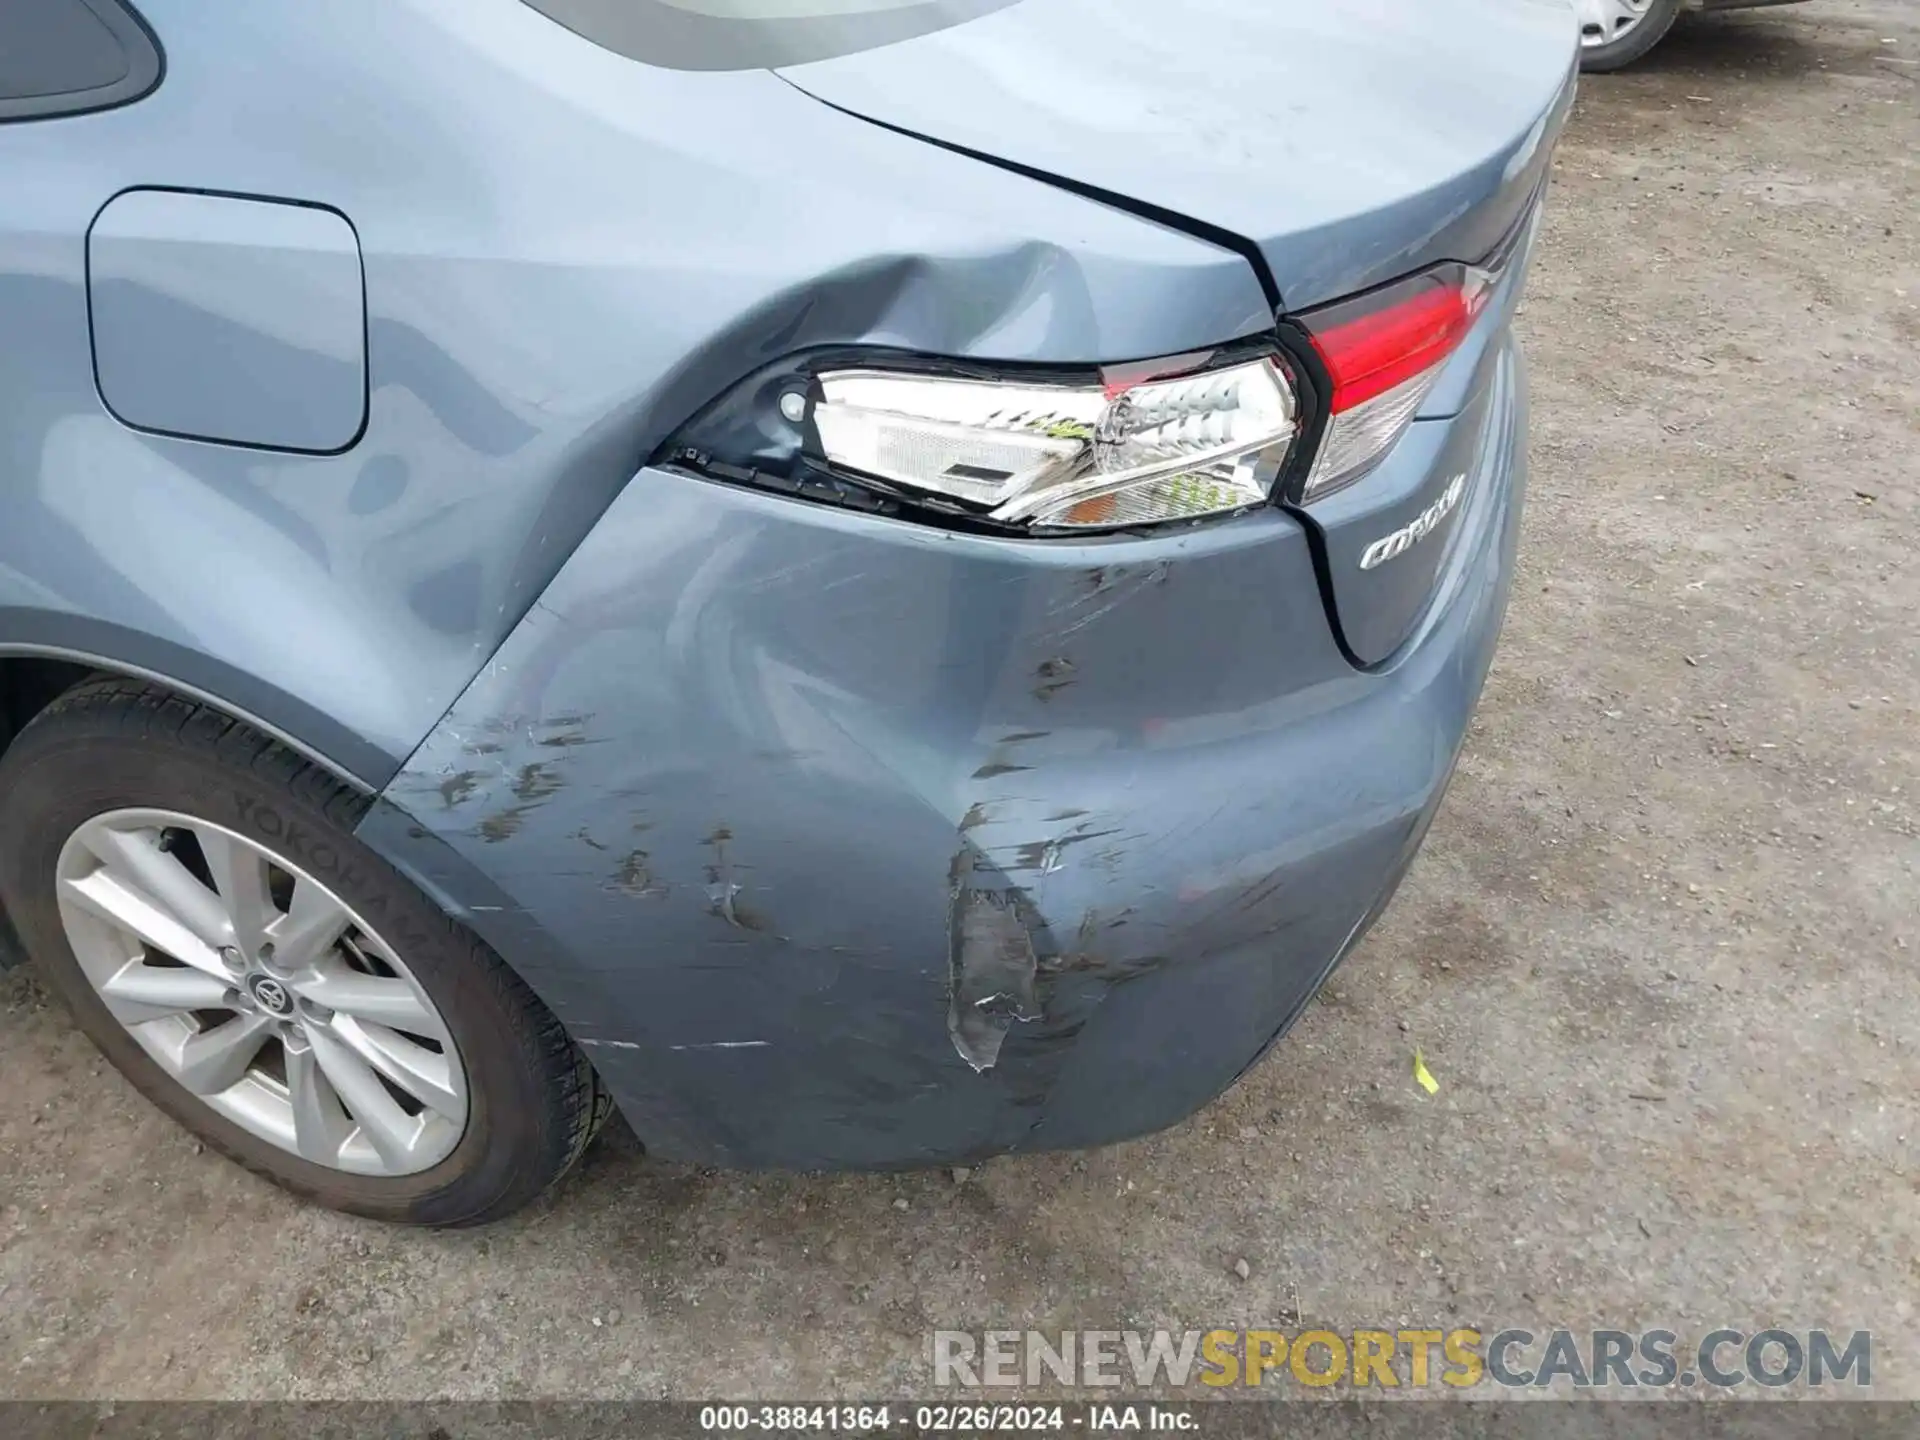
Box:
[2,0,1916,1403]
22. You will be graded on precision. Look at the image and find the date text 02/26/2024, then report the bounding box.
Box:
[699,1405,1189,1432]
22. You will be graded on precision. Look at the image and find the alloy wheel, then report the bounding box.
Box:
[55,808,467,1176]
[1577,0,1656,48]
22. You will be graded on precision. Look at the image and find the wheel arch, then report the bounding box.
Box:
[0,636,384,971]
[0,630,391,792]
[0,647,607,1078]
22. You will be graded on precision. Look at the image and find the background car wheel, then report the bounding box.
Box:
[0,678,611,1226]
[1577,0,1682,72]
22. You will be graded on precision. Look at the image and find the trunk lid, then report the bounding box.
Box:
[779,0,1577,311]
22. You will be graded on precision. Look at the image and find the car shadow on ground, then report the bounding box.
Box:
[1629,11,1896,80]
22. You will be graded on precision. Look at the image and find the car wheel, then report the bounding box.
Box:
[0,678,610,1226]
[1576,0,1682,72]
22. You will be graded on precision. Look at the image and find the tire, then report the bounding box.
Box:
[1578,0,1682,72]
[0,678,610,1226]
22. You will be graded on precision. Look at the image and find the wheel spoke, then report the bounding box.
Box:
[61,869,227,978]
[1578,0,1648,36]
[79,826,232,952]
[171,1012,275,1095]
[284,1038,350,1166]
[196,828,279,957]
[328,1015,462,1118]
[265,878,351,971]
[307,1024,426,1171]
[298,965,441,1038]
[97,960,233,1025]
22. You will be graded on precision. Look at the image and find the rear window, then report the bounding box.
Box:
[0,0,161,121]
[520,0,1022,71]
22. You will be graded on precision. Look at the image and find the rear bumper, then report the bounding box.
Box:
[362,338,1527,1170]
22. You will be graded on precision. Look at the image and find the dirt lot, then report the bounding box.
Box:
[3,0,1917,1404]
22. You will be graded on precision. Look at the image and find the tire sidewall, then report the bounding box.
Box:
[1578,0,1682,71]
[0,716,553,1225]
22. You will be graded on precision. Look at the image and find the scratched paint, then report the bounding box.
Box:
[971,760,1032,780]
[438,771,481,808]
[608,847,669,899]
[702,825,768,929]
[942,832,1053,1074]
[361,415,1518,1168]
[946,885,1041,1072]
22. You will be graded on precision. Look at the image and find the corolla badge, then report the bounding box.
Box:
[1358,473,1467,571]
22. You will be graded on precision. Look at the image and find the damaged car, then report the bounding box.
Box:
[0,0,1576,1223]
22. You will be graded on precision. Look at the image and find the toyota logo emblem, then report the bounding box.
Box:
[248,975,293,1016]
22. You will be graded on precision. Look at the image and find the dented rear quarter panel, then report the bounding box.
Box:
[0,0,1269,789]
[361,336,1527,1169]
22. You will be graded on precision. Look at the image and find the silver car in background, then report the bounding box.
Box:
[1579,0,1813,70]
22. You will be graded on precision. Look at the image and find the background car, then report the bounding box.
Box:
[1579,0,1814,71]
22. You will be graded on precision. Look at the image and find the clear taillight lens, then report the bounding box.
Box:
[813,357,1298,529]
[663,350,1301,534]
[1299,264,1493,501]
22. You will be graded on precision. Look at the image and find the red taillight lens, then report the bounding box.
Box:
[1298,264,1491,500]
[1312,275,1480,413]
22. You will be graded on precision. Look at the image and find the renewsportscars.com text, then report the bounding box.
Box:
[931,1328,1871,1391]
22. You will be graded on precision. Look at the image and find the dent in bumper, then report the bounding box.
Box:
[361,342,1527,1169]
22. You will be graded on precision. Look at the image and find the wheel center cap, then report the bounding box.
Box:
[248,974,294,1017]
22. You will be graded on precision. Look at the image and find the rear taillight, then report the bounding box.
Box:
[661,346,1301,533]
[1298,263,1493,501]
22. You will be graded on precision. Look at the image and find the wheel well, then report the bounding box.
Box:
[0,660,400,973]
[0,657,98,759]
[0,660,100,968]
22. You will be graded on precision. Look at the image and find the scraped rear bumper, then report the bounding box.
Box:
[360,339,1527,1170]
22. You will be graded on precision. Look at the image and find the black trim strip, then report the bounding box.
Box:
[1268,316,1367,668]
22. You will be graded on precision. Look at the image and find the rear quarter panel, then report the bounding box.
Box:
[0,0,1269,785]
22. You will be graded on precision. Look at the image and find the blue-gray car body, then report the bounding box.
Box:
[0,0,1577,1167]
